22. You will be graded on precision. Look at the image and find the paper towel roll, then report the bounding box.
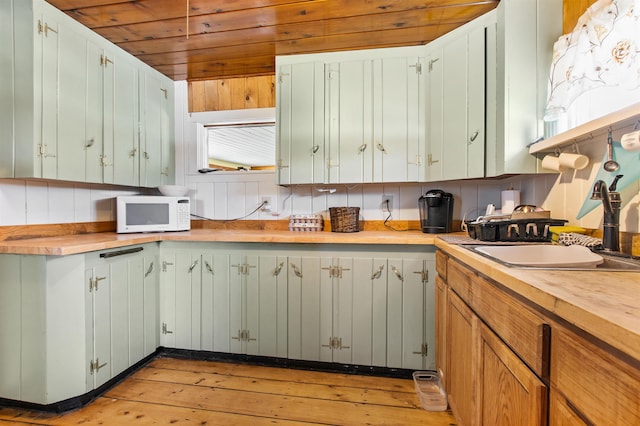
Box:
[501,190,520,215]
[621,130,640,151]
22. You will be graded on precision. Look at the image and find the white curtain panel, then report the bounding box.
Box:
[545,0,640,120]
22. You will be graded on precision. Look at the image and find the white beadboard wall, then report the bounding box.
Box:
[0,179,150,226]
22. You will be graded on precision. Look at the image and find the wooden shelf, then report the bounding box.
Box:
[529,103,640,154]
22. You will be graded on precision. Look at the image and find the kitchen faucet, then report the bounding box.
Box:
[590,174,623,252]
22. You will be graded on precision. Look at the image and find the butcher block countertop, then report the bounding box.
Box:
[0,228,637,362]
[435,238,640,363]
[0,229,438,256]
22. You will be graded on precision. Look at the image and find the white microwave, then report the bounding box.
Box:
[116,196,191,233]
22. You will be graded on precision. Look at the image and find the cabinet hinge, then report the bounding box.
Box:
[412,342,428,357]
[276,159,289,170]
[162,260,174,272]
[100,54,113,67]
[37,144,55,158]
[278,72,290,83]
[322,265,350,279]
[413,260,430,284]
[100,154,112,167]
[232,329,256,342]
[37,20,57,36]
[161,323,173,335]
[408,155,422,166]
[232,263,256,275]
[89,358,107,374]
[89,275,106,292]
[322,336,350,350]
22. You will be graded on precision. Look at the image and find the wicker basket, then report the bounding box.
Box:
[329,207,360,233]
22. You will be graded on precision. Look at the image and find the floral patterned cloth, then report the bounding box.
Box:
[546,0,640,115]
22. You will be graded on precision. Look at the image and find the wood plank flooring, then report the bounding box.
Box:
[0,357,457,425]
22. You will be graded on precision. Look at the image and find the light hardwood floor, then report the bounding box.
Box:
[0,357,457,425]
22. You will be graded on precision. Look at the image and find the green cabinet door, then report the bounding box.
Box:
[276,62,326,185]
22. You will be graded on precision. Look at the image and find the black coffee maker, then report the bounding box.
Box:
[419,190,454,233]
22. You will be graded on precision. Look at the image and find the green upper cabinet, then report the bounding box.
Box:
[0,3,13,177]
[276,62,326,185]
[276,46,425,185]
[425,17,489,181]
[139,67,175,188]
[485,0,563,176]
[2,0,174,187]
[327,55,425,183]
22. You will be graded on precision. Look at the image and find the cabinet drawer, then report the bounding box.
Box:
[435,250,448,280]
[447,259,549,378]
[551,327,640,425]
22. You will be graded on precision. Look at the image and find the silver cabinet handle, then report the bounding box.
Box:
[377,143,386,153]
[129,148,137,158]
[204,260,214,274]
[391,265,403,282]
[358,144,367,153]
[469,131,479,144]
[273,262,284,276]
[371,265,384,280]
[145,262,154,278]
[290,263,303,278]
[188,260,199,273]
[85,138,95,148]
[312,145,320,154]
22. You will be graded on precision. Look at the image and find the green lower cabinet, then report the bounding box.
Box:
[159,242,288,358]
[387,256,436,370]
[286,246,436,369]
[0,244,157,405]
[84,244,159,391]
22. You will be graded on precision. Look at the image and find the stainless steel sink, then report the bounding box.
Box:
[466,244,640,272]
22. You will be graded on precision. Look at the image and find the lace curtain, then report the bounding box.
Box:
[545,0,640,127]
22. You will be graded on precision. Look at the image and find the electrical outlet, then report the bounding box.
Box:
[261,197,272,212]
[381,195,393,212]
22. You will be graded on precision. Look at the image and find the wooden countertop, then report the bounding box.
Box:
[435,238,640,362]
[0,229,437,255]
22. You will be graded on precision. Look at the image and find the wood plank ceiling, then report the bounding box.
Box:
[47,0,500,81]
